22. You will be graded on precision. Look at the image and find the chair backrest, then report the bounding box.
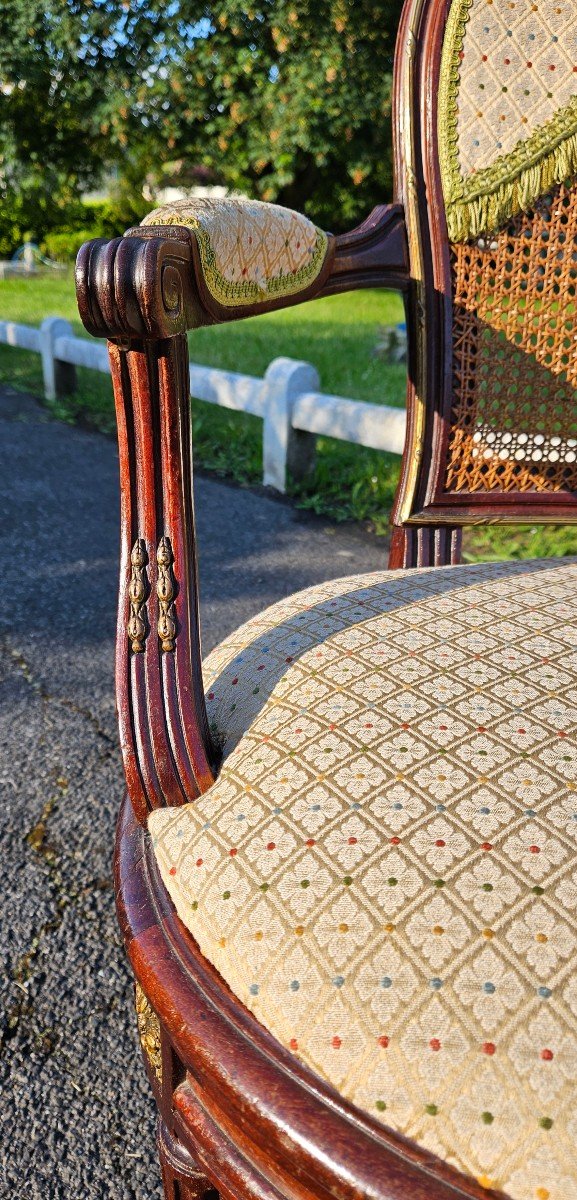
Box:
[391,0,577,531]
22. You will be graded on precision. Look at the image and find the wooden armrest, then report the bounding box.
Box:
[74,200,408,825]
[76,201,408,340]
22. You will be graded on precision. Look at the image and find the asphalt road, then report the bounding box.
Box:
[0,384,386,1198]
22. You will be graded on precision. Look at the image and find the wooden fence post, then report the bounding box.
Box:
[262,357,319,492]
[40,317,77,401]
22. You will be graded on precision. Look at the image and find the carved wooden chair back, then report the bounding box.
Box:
[389,0,577,568]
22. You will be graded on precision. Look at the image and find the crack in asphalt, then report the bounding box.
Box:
[1,768,115,1059]
[0,677,115,1061]
[5,641,116,752]
[1,775,70,1057]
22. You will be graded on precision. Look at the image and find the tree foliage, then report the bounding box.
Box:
[0,0,403,246]
[135,0,403,230]
[0,0,164,245]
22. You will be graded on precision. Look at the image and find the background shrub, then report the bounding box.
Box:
[40,229,102,263]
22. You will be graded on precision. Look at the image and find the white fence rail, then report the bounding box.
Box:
[0,316,406,493]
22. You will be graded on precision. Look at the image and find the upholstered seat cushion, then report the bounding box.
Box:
[149,559,577,1200]
[141,196,329,307]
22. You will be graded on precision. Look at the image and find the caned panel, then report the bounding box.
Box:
[445,180,577,493]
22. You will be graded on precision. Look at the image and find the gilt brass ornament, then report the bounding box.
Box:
[128,539,148,652]
[157,536,176,652]
[135,982,162,1083]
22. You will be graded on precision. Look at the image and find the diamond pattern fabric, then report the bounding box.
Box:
[149,559,577,1200]
[453,0,577,175]
[438,0,577,239]
[141,196,328,307]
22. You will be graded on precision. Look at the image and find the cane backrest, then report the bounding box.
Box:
[392,0,577,526]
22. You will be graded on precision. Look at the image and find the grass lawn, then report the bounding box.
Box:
[1,269,575,560]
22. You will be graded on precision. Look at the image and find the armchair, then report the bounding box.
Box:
[76,1,577,1198]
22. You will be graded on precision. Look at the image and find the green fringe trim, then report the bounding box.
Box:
[144,210,329,308]
[438,0,577,241]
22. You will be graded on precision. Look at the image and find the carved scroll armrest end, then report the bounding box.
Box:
[75,230,203,341]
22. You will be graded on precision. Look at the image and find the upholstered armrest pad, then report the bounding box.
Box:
[141,196,331,310]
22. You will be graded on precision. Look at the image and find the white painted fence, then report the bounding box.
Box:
[0,316,406,492]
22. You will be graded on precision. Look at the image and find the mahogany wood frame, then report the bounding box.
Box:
[72,0,572,1194]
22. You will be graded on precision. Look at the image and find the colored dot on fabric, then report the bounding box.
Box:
[541,1048,554,1061]
[169,867,177,876]
[482,1042,496,1055]
[289,1038,298,1051]
[375,1100,387,1112]
[429,1038,441,1052]
[425,1104,439,1116]
[378,1035,390,1048]
[540,1117,554,1130]
[481,1112,494,1125]
[332,1036,342,1049]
